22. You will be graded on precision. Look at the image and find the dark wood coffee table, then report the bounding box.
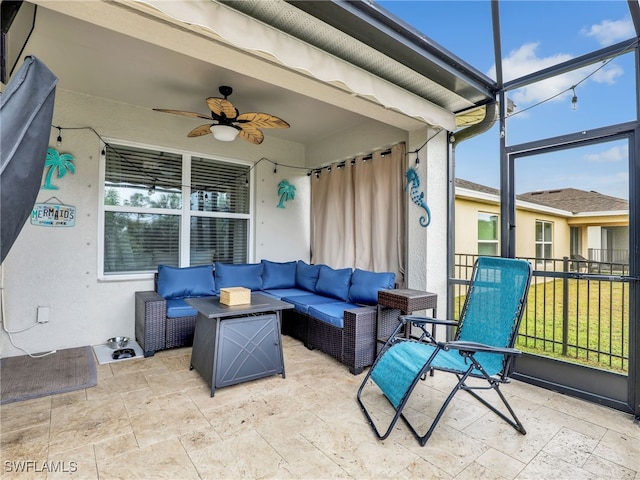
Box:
[186,293,293,397]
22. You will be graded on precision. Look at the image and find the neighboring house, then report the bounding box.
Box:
[0,1,495,357]
[455,178,629,265]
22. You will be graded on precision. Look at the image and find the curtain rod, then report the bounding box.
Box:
[311,146,397,176]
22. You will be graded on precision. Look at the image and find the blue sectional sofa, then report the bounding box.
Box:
[134,260,395,374]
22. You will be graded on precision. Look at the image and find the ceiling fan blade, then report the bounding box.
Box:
[206,97,238,119]
[187,124,213,137]
[237,112,290,129]
[153,108,212,120]
[237,124,264,144]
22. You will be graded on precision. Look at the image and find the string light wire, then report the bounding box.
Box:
[504,37,638,120]
[52,36,636,188]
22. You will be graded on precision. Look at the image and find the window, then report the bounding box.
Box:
[101,143,251,276]
[477,212,499,256]
[570,226,582,257]
[535,220,553,260]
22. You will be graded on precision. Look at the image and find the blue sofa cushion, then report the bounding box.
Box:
[348,269,396,305]
[295,261,321,292]
[315,265,352,301]
[308,302,358,329]
[262,288,310,300]
[281,294,339,314]
[157,264,215,300]
[215,262,263,291]
[261,260,297,289]
[165,298,198,318]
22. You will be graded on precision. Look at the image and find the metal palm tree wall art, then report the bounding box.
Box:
[42,147,75,190]
[277,179,296,208]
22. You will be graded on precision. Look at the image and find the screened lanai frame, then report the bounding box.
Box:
[261,0,640,419]
[441,2,640,419]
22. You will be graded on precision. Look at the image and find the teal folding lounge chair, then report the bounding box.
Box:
[357,256,532,446]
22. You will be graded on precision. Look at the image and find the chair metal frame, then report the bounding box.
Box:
[357,257,532,446]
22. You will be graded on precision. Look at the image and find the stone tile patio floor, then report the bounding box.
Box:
[1,335,638,479]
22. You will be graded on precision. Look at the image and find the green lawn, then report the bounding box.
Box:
[453,278,629,373]
[517,278,629,372]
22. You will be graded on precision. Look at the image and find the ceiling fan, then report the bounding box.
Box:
[153,86,290,145]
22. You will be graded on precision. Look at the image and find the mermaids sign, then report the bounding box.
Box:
[31,200,76,227]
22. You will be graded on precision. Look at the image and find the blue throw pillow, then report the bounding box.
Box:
[315,265,352,301]
[157,264,215,300]
[261,260,297,289]
[348,269,396,305]
[295,261,322,292]
[215,262,264,291]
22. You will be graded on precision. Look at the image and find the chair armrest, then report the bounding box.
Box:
[444,340,521,356]
[136,290,165,304]
[135,290,167,356]
[343,306,377,374]
[401,315,458,327]
[396,315,458,344]
[343,306,377,339]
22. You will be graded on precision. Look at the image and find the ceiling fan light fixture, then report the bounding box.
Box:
[155,86,288,145]
[210,124,239,141]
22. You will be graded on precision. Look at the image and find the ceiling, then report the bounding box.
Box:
[4,0,506,149]
[8,1,387,146]
[4,0,639,148]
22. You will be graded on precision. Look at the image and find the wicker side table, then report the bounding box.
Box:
[376,289,437,353]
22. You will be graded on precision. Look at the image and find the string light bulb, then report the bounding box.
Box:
[56,127,62,147]
[571,87,578,111]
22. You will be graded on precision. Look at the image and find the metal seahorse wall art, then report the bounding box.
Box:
[405,167,431,227]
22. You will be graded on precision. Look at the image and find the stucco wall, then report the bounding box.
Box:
[305,120,406,167]
[515,209,570,260]
[454,198,499,255]
[0,90,309,356]
[405,128,448,317]
[1,90,439,357]
[454,196,580,260]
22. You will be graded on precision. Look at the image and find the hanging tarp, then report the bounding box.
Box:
[0,55,58,263]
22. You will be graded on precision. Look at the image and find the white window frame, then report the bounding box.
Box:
[535,219,553,261]
[477,212,499,256]
[97,139,253,281]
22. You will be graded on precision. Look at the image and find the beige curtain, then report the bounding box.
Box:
[311,161,355,268]
[311,143,406,284]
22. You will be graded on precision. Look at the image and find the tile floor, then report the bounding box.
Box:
[1,335,638,479]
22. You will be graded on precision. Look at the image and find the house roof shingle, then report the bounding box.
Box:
[517,188,628,213]
[455,179,628,213]
[455,178,499,196]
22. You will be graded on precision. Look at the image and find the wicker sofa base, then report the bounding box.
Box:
[282,306,377,375]
[137,289,382,371]
[281,308,308,342]
[135,291,197,356]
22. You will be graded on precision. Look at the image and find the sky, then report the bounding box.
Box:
[377,0,636,199]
